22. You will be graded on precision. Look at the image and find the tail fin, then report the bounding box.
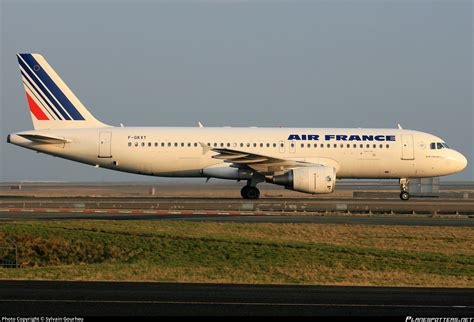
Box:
[17,53,109,130]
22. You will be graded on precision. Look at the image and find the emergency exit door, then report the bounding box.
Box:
[401,134,415,160]
[99,131,112,158]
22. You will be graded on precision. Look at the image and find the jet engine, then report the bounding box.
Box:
[272,166,336,194]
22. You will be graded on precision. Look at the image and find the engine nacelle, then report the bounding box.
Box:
[272,166,336,194]
[202,164,254,180]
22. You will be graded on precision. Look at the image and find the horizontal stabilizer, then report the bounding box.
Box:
[18,133,71,144]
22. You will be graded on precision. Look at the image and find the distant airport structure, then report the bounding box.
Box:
[7,53,468,200]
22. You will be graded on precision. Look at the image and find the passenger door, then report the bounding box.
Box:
[401,134,415,160]
[98,131,112,158]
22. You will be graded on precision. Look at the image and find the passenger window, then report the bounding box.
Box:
[353,144,357,148]
[373,144,376,149]
[168,142,171,147]
[260,143,263,147]
[290,143,295,148]
[181,143,184,147]
[135,142,139,147]
[220,143,224,147]
[141,142,145,147]
[346,144,350,148]
[174,143,178,147]
[128,142,132,147]
[386,144,389,148]
[253,143,257,148]
[227,143,231,147]
[213,143,217,147]
[307,143,311,148]
[333,144,337,148]
[366,144,370,148]
[240,143,244,147]
[194,143,198,147]
[379,144,383,148]
[327,144,330,148]
[314,143,318,148]
[147,142,151,147]
[281,143,284,148]
[188,143,191,147]
[360,144,363,148]
[320,144,324,148]
[340,144,344,148]
[301,143,304,148]
[266,143,270,148]
[273,143,277,148]
[247,143,250,147]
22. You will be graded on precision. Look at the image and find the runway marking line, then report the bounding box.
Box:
[0,208,264,216]
[0,299,472,309]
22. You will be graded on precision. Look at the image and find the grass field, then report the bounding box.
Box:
[0,220,473,287]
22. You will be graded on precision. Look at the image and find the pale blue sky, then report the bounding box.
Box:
[0,0,472,181]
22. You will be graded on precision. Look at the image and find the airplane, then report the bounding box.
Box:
[7,53,468,200]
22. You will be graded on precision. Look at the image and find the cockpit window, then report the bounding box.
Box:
[431,142,450,150]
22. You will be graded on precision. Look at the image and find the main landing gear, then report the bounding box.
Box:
[399,178,410,201]
[241,185,260,199]
[240,177,264,199]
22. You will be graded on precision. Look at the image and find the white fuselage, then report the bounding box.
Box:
[8,127,467,180]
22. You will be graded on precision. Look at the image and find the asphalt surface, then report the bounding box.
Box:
[1,211,473,226]
[0,281,472,316]
[2,195,474,215]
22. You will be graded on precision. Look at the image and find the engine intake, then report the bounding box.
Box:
[273,166,336,194]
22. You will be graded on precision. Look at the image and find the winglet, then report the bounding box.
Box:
[199,142,211,154]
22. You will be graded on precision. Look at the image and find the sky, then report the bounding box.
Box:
[0,0,472,182]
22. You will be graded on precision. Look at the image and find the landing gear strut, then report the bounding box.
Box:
[399,178,410,201]
[241,185,260,199]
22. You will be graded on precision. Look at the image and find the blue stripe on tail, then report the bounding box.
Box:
[18,55,71,120]
[21,70,61,120]
[19,54,85,121]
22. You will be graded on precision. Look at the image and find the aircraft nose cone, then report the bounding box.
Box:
[458,153,468,172]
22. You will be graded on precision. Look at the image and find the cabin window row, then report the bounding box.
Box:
[296,143,390,149]
[127,142,391,149]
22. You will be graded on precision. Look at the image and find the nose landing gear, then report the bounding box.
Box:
[399,178,410,201]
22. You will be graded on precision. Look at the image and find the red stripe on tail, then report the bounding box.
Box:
[26,92,49,120]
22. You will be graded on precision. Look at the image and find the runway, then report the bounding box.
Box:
[1,195,474,215]
[0,211,473,226]
[0,281,472,316]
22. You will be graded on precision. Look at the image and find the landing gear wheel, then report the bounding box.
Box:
[241,186,260,199]
[400,191,410,201]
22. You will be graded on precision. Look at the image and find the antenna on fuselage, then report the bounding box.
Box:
[397,124,403,129]
[197,121,204,128]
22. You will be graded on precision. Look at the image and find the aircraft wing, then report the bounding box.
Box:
[209,147,313,174]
